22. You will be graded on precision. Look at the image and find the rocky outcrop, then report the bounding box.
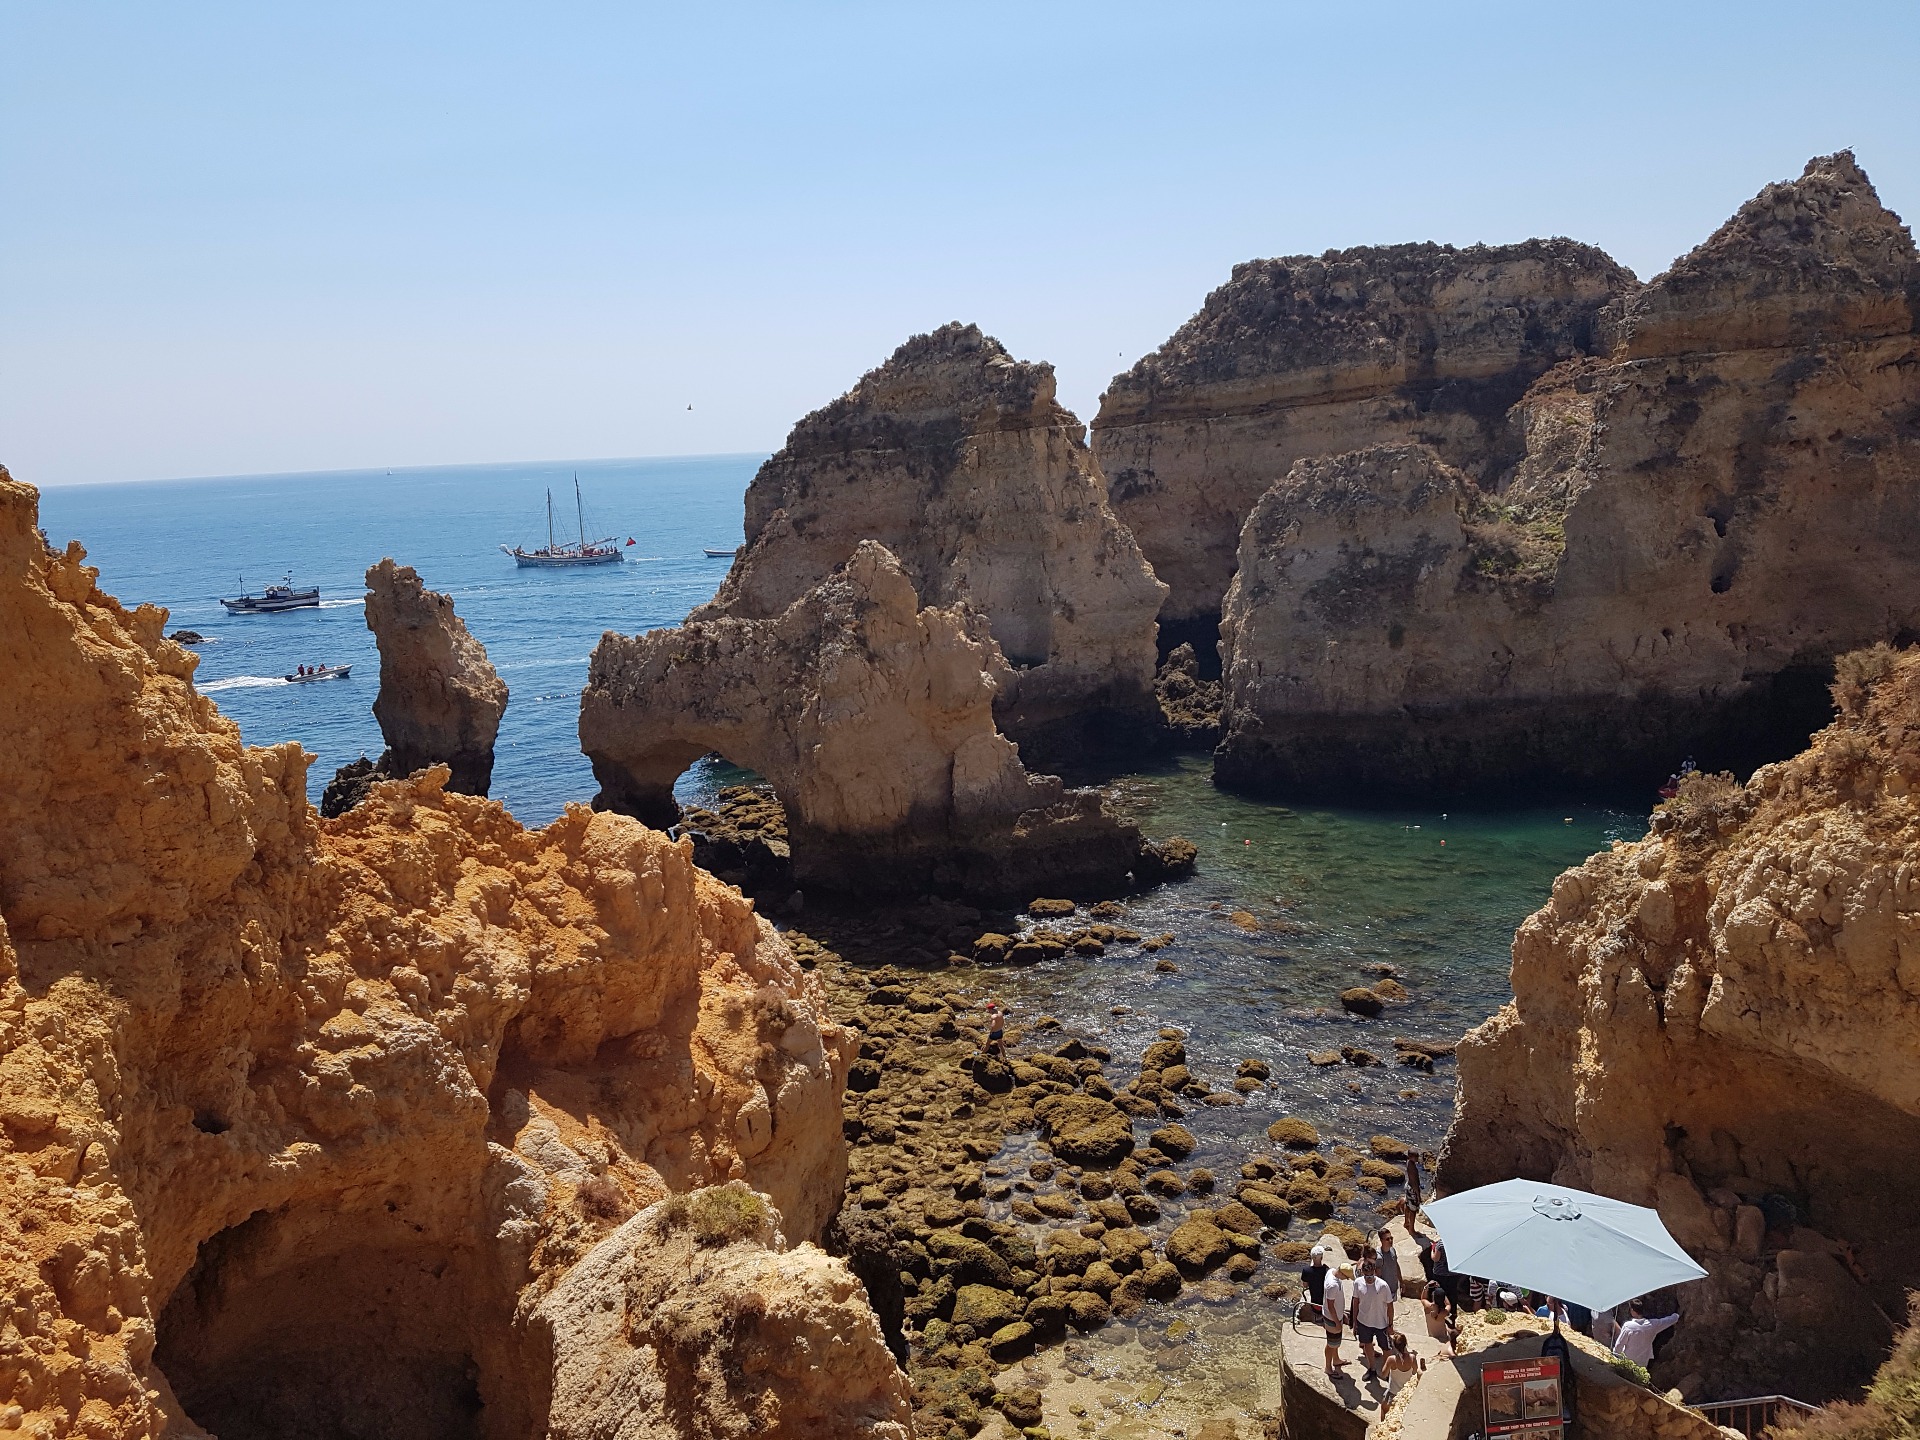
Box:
[1439,644,1920,1403]
[701,322,1168,757]
[365,557,508,796]
[1093,239,1635,635]
[1215,153,1920,800]
[0,471,901,1439]
[581,540,1149,899]
[540,1184,911,1439]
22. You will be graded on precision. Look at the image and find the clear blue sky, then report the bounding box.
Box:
[6,2,1917,486]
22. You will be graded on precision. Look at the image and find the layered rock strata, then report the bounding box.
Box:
[581,541,1147,898]
[1216,153,1920,799]
[366,557,508,796]
[1093,238,1635,635]
[1440,644,1920,1402]
[700,322,1168,757]
[0,471,902,1440]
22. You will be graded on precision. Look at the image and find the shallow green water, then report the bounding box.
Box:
[983,753,1646,1164]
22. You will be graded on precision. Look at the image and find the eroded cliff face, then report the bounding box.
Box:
[0,471,904,1440]
[1440,645,1920,1403]
[1093,239,1635,634]
[365,557,509,795]
[701,322,1168,757]
[1215,152,1920,799]
[581,541,1146,899]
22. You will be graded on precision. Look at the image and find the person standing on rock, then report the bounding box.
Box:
[1322,1263,1350,1375]
[1378,1230,1403,1297]
[1404,1155,1423,1237]
[1352,1258,1396,1380]
[1302,1245,1330,1319]
[983,1000,1006,1058]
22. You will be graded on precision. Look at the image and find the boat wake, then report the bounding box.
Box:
[199,675,289,692]
[317,598,366,609]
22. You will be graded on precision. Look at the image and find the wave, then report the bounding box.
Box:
[199,675,289,692]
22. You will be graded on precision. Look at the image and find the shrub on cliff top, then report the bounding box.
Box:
[661,1183,771,1247]
[1832,642,1900,719]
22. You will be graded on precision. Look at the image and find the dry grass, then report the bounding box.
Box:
[660,1184,770,1248]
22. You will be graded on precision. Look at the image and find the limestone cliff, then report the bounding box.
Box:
[1093,238,1634,635]
[0,471,904,1440]
[701,322,1168,757]
[581,540,1147,899]
[1440,644,1920,1403]
[365,557,509,796]
[1215,153,1920,800]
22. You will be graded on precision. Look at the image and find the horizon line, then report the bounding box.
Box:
[23,449,776,490]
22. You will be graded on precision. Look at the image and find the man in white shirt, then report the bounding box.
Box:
[1612,1301,1680,1367]
[1351,1259,1397,1378]
[1322,1266,1349,1375]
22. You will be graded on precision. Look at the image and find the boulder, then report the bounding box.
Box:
[1150,1123,1197,1160]
[1339,987,1385,1017]
[1166,1219,1235,1276]
[1035,1093,1136,1168]
[1267,1117,1320,1149]
[951,1284,1022,1332]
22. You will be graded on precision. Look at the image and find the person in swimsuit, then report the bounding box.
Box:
[1380,1330,1421,1402]
[983,1001,1005,1058]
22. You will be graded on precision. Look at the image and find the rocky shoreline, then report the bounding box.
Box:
[783,895,1440,1438]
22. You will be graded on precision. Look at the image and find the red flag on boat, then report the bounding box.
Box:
[626,537,636,545]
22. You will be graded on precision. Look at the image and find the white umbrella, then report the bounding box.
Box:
[1422,1179,1707,1314]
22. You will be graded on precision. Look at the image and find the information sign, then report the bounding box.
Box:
[1480,1355,1564,1436]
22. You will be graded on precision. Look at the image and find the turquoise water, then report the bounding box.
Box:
[37,457,760,821]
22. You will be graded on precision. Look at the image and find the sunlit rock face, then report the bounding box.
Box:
[702,321,1168,760]
[1212,152,1920,800]
[1442,643,1920,1403]
[0,469,898,1440]
[581,540,1147,900]
[1093,237,1634,638]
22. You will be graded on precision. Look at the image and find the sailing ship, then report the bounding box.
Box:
[221,576,321,613]
[500,477,627,567]
[285,664,352,683]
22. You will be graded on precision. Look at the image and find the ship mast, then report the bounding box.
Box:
[575,474,586,550]
[546,489,555,555]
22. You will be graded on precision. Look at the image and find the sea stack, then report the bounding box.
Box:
[700,322,1169,759]
[365,557,508,796]
[1093,238,1634,646]
[1440,643,1920,1402]
[1214,152,1920,799]
[0,470,905,1440]
[581,541,1148,898]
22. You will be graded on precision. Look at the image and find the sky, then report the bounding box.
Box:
[5,2,1919,487]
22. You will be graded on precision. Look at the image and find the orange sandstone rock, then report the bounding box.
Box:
[0,470,900,1440]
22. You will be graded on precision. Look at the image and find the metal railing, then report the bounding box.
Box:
[1693,1394,1821,1437]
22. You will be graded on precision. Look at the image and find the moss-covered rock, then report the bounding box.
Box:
[1267,1117,1321,1149]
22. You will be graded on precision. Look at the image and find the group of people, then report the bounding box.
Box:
[1301,1242,1428,1395]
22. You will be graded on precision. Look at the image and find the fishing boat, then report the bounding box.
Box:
[221,576,320,613]
[501,477,629,567]
[703,547,739,558]
[285,664,351,683]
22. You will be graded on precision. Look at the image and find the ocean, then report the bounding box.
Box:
[37,456,762,822]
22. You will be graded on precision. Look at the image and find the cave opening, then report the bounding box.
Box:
[671,752,793,898]
[156,1207,534,1440]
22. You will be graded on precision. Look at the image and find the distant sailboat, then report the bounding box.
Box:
[500,476,627,567]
